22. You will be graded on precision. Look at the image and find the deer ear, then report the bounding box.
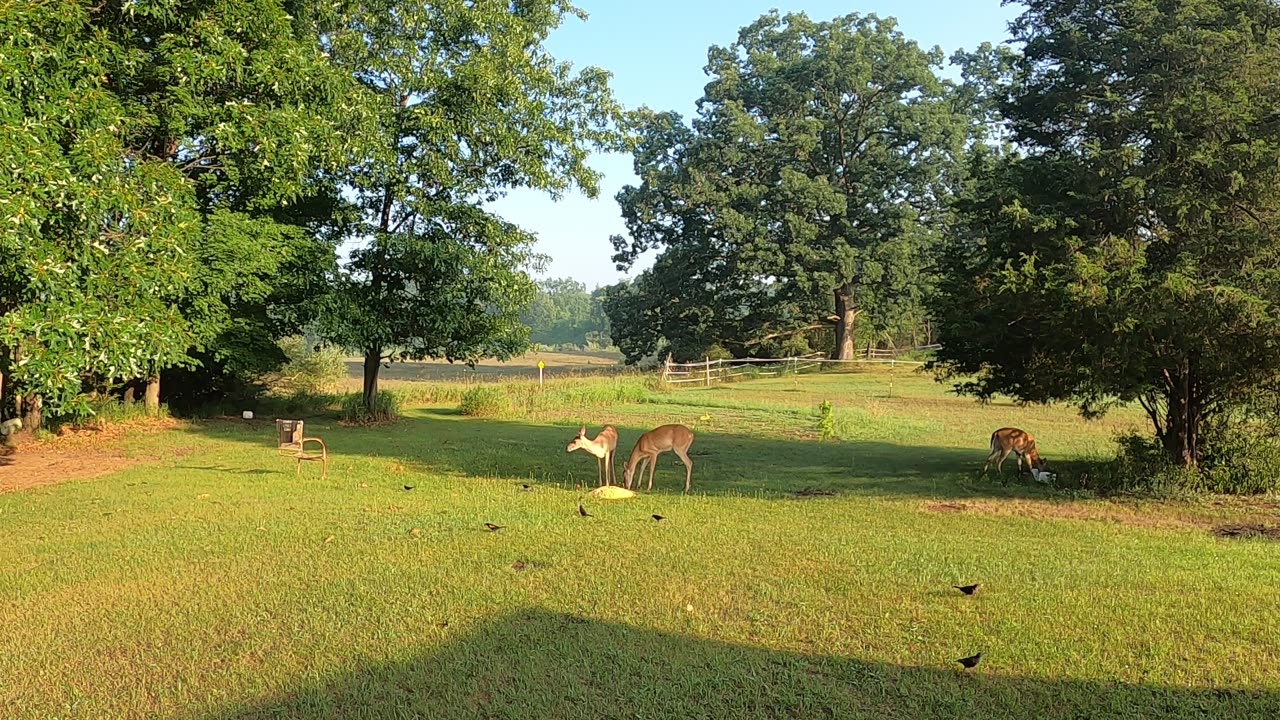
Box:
[578,425,586,435]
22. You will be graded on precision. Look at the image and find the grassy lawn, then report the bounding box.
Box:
[3,368,1279,718]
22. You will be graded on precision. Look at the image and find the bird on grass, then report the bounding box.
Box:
[484,523,504,532]
[403,485,415,491]
[954,583,981,595]
[520,483,531,490]
[578,503,592,518]
[652,514,665,521]
[956,653,983,669]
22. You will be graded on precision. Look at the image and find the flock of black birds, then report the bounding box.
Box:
[463,481,985,671]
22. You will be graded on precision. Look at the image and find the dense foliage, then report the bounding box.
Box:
[932,0,1280,469]
[605,12,966,363]
[313,0,626,412]
[521,278,611,350]
[0,0,350,426]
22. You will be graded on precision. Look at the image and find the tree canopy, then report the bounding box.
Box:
[607,11,966,362]
[0,0,350,425]
[313,0,627,414]
[521,278,610,349]
[932,0,1280,467]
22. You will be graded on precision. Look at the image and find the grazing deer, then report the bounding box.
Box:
[566,425,619,486]
[623,424,695,494]
[983,427,1046,477]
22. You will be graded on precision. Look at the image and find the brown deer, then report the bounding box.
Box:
[623,424,695,494]
[983,427,1046,477]
[566,425,619,486]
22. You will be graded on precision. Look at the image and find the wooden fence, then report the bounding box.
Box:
[660,344,942,387]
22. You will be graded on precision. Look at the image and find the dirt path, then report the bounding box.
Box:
[0,420,176,493]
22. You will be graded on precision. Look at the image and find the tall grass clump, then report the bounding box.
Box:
[456,376,654,418]
[272,336,348,394]
[341,390,402,424]
[459,386,511,418]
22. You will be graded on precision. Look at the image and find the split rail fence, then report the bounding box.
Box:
[660,344,942,387]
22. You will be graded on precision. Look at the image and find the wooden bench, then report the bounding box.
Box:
[276,419,328,480]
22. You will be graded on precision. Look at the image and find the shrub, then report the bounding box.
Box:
[1090,424,1280,496]
[459,386,510,417]
[341,390,402,424]
[817,400,835,440]
[274,336,348,394]
[1199,415,1280,494]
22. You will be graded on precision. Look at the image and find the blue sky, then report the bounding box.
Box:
[487,0,1022,289]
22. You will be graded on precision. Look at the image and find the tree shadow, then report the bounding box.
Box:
[200,609,1277,719]
[180,410,1064,501]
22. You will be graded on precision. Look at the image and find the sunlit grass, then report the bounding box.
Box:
[2,369,1278,719]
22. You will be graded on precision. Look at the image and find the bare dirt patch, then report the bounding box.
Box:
[922,496,1280,533]
[1212,524,1280,541]
[792,487,837,498]
[0,419,178,493]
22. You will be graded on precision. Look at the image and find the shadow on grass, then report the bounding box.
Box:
[201,609,1276,720]
[181,410,1062,501]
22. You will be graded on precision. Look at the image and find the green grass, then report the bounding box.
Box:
[3,369,1280,719]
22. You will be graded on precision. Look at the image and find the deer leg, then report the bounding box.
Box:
[674,447,693,494]
[983,448,1000,475]
[996,448,1012,475]
[647,452,658,491]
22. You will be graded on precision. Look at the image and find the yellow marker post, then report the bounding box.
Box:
[537,360,545,387]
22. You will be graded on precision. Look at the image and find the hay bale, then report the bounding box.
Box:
[588,485,637,500]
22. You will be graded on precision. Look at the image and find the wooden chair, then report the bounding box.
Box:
[277,419,328,480]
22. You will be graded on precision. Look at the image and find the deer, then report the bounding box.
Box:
[983,427,1047,479]
[623,424,695,494]
[566,425,619,486]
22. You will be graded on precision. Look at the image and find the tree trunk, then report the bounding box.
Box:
[144,376,160,416]
[123,385,136,404]
[363,347,383,413]
[1161,357,1200,467]
[833,284,858,361]
[20,394,42,432]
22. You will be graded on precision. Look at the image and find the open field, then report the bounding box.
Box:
[3,369,1280,718]
[344,349,623,383]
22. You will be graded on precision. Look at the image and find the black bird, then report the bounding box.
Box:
[652,514,665,521]
[403,485,416,491]
[956,653,983,669]
[578,503,591,518]
[520,484,531,490]
[484,523,503,532]
[954,583,981,595]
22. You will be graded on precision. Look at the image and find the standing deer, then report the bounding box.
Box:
[566,425,619,486]
[623,424,695,494]
[983,427,1046,477]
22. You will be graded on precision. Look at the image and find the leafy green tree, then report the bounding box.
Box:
[0,0,352,426]
[317,0,626,413]
[0,1,197,426]
[610,11,966,360]
[932,0,1280,467]
[521,277,610,348]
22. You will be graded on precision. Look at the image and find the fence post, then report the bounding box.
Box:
[705,357,711,387]
[662,354,671,385]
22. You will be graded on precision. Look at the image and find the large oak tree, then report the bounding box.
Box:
[609,11,966,361]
